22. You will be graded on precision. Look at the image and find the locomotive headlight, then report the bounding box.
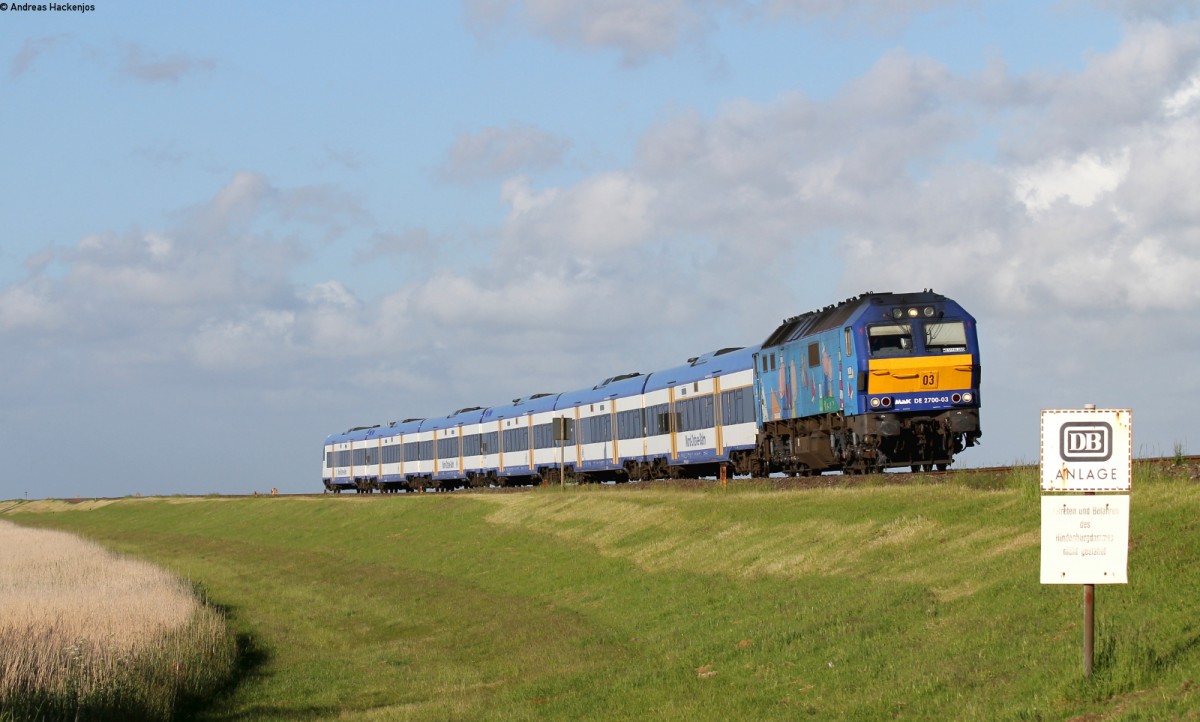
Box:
[870,397,881,408]
[907,307,919,318]
[892,308,904,319]
[923,306,935,317]
[963,392,974,403]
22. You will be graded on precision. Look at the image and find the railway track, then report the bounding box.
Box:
[302,454,1200,496]
[356,454,1199,495]
[6,456,1194,506]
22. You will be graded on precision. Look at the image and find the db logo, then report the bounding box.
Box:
[1060,422,1112,462]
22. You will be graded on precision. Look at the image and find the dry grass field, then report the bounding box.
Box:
[0,520,235,721]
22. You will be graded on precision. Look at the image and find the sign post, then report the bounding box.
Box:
[1040,406,1131,677]
[553,417,574,488]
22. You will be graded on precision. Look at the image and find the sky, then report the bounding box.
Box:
[2,0,1198,499]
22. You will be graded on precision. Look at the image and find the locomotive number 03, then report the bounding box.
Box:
[920,372,939,388]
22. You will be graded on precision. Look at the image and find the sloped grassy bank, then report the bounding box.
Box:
[0,521,237,722]
[4,464,1198,720]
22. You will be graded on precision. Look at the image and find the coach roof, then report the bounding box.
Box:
[643,346,757,393]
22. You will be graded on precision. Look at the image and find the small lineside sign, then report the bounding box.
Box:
[1040,495,1129,584]
[1040,409,1132,492]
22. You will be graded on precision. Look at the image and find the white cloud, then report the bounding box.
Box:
[1000,21,1200,160]
[1163,68,1200,115]
[0,172,372,394]
[465,0,959,64]
[466,0,707,65]
[476,20,1200,331]
[762,0,956,25]
[437,124,571,182]
[121,42,216,83]
[301,281,360,310]
[1126,235,1200,308]
[189,310,297,370]
[10,35,66,78]
[499,173,658,259]
[0,280,67,332]
[1091,0,1200,21]
[1013,150,1131,212]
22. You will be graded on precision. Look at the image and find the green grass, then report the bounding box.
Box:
[3,465,1199,720]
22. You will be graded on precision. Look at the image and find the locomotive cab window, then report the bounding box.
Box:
[868,324,913,355]
[924,320,968,352]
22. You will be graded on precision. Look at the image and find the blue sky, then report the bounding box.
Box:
[2,1,1198,498]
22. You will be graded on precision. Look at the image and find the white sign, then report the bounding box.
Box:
[1040,409,1132,492]
[1040,495,1129,584]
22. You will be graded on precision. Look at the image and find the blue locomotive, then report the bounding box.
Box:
[322,290,981,491]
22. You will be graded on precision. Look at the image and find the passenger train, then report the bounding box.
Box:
[322,290,981,492]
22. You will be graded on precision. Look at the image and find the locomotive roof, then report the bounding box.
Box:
[760,291,949,348]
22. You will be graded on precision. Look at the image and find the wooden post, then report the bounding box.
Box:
[1083,403,1096,678]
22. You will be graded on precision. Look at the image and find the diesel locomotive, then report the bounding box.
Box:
[322,290,981,491]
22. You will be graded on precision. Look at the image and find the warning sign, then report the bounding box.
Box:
[1040,495,1129,584]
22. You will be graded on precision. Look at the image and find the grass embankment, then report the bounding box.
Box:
[3,465,1198,720]
[0,521,237,721]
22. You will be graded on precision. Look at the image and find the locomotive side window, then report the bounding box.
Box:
[924,321,968,352]
[868,324,913,355]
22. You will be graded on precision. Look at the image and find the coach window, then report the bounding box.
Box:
[868,324,913,356]
[924,320,968,353]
